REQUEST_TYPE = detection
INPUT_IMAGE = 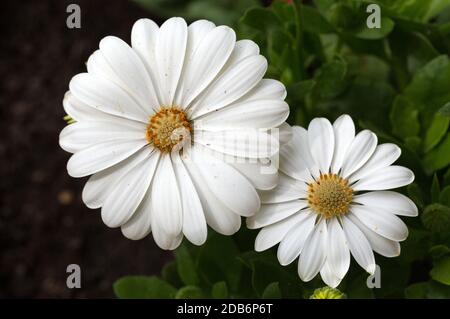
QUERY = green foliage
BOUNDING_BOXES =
[431,257,450,285]
[116,0,450,299]
[421,203,450,232]
[114,276,177,299]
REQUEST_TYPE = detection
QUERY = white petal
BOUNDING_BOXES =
[172,153,207,246]
[69,73,148,122]
[63,91,120,123]
[259,173,306,204]
[195,99,289,130]
[186,20,216,58]
[242,78,287,101]
[278,122,293,145]
[152,227,183,251]
[182,150,241,235]
[155,17,187,106]
[227,39,259,64]
[188,146,260,217]
[102,151,159,228]
[231,159,278,191]
[98,36,158,113]
[352,166,415,191]
[342,216,376,274]
[340,130,377,178]
[59,120,146,153]
[350,205,408,241]
[349,143,401,183]
[179,26,236,107]
[331,114,355,173]
[150,154,183,246]
[298,217,327,281]
[254,211,308,252]
[130,18,161,105]
[280,126,320,181]
[81,147,151,209]
[246,200,308,229]
[353,191,418,217]
[308,118,335,174]
[121,189,152,240]
[86,50,122,87]
[203,148,278,190]
[194,129,279,159]
[190,55,267,118]
[173,20,216,106]
[277,212,316,266]
[327,218,350,280]
[347,214,401,257]
[67,139,147,178]
[320,259,343,288]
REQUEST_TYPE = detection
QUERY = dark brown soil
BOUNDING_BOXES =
[0,0,173,298]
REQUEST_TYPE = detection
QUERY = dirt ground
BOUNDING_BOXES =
[0,0,173,298]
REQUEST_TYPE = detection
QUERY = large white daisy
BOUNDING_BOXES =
[59,18,290,250]
[248,115,418,287]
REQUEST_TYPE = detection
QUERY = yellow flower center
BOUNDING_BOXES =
[146,107,192,153]
[307,173,353,219]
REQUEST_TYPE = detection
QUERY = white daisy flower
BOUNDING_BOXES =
[59,18,290,250]
[248,115,418,287]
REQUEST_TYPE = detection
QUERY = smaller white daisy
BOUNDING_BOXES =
[247,114,418,288]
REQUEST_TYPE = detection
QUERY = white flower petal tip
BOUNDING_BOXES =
[253,114,417,285]
[60,18,286,249]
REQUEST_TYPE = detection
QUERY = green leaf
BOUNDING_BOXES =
[376,0,450,22]
[427,280,450,298]
[439,102,450,116]
[240,7,279,31]
[261,282,282,299]
[445,168,450,185]
[197,233,242,292]
[407,183,425,209]
[312,58,348,100]
[423,113,450,153]
[353,17,395,40]
[390,95,420,139]
[400,229,431,262]
[431,257,450,285]
[424,132,450,171]
[175,286,205,299]
[114,276,176,299]
[287,80,316,101]
[175,243,200,286]
[430,245,450,260]
[161,261,183,288]
[405,282,428,298]
[421,203,450,232]
[327,3,359,30]
[440,186,450,206]
[404,55,450,115]
[431,174,441,203]
[301,5,334,34]
[211,281,228,299]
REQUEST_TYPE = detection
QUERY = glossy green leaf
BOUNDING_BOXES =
[424,113,450,153]
[390,95,420,139]
[431,257,450,285]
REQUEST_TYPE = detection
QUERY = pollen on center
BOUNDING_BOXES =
[307,173,353,219]
[146,107,192,153]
